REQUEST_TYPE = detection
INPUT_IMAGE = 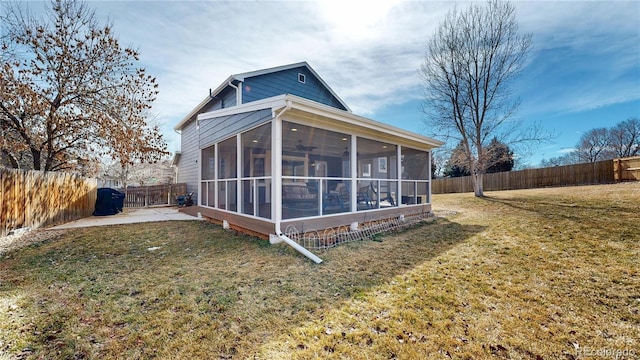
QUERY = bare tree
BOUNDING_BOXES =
[610,118,640,158]
[420,0,534,196]
[575,128,612,162]
[541,118,639,166]
[0,0,167,174]
[539,152,580,167]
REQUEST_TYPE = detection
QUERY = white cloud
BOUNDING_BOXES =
[23,0,638,154]
[316,0,402,41]
[558,147,576,154]
[514,1,640,115]
[90,0,457,152]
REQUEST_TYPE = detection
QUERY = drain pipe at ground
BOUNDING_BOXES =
[270,230,323,264]
[270,100,323,264]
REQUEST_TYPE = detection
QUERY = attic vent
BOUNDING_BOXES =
[298,73,306,84]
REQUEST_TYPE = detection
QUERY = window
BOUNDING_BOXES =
[281,121,351,219]
[201,145,215,180]
[357,137,397,180]
[217,136,237,212]
[282,121,351,178]
[298,73,306,84]
[241,123,271,177]
[201,145,216,207]
[400,147,430,205]
[401,148,429,180]
[218,137,237,179]
[241,122,272,219]
[362,163,371,177]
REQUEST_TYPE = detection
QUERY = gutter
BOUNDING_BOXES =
[227,80,241,106]
[269,99,323,264]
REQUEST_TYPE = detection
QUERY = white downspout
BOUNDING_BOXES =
[397,145,402,207]
[228,80,241,106]
[269,99,323,264]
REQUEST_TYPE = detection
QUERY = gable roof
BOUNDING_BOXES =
[174,62,350,131]
[233,62,350,111]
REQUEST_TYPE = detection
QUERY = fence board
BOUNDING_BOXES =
[433,159,618,194]
[614,156,640,181]
[118,183,187,208]
[0,168,97,237]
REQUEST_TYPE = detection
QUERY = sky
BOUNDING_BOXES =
[15,0,640,167]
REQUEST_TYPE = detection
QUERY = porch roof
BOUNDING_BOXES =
[196,94,444,150]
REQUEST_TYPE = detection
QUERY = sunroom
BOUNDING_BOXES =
[190,95,442,261]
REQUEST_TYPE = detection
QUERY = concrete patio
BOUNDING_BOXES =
[51,207,202,229]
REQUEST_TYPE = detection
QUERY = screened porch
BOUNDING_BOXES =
[198,118,432,224]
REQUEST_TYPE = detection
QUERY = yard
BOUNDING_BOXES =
[1,183,638,359]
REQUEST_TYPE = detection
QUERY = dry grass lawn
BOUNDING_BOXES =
[0,183,638,359]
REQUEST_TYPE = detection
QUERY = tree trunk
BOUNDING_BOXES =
[473,172,484,197]
[31,148,41,170]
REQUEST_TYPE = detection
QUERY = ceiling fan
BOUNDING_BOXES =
[293,140,318,152]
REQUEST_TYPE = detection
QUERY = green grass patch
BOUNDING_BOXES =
[1,183,638,359]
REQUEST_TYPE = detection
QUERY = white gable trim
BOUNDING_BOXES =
[197,95,287,121]
[174,75,236,131]
[283,95,444,148]
[232,62,309,81]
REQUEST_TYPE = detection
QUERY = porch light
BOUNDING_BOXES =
[291,128,298,132]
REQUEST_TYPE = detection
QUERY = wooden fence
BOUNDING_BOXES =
[1,168,97,236]
[118,183,187,208]
[432,159,618,194]
[614,156,640,181]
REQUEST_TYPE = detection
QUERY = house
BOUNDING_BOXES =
[97,174,123,189]
[174,62,443,262]
[99,158,175,188]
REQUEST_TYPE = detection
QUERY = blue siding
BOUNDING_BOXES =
[202,86,237,113]
[241,67,347,111]
[198,108,272,148]
[219,86,237,109]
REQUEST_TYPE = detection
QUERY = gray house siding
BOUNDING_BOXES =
[242,67,347,111]
[178,120,200,197]
[177,87,242,198]
[178,108,272,202]
[198,108,272,148]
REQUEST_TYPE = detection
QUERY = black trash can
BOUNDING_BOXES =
[93,188,125,216]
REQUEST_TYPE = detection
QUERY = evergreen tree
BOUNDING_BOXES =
[443,142,471,177]
[486,137,515,173]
